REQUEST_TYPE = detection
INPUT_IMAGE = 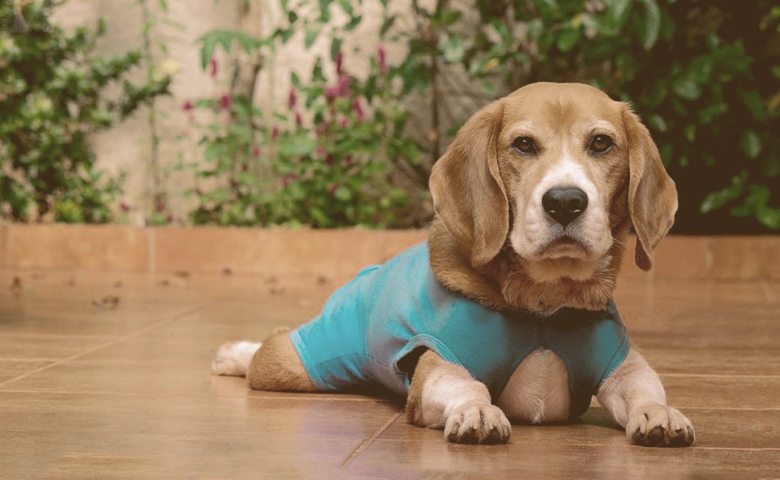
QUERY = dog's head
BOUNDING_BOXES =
[430,82,677,287]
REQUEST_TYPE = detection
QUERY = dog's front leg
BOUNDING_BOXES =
[597,348,695,447]
[406,350,511,444]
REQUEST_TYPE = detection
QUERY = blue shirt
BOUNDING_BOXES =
[290,242,630,419]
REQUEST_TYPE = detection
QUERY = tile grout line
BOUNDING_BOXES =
[342,410,403,468]
[660,373,780,379]
[0,305,203,389]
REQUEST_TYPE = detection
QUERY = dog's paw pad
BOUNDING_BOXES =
[627,404,695,447]
[444,404,511,444]
[211,341,261,377]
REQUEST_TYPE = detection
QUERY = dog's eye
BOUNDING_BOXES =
[513,136,537,156]
[589,134,614,155]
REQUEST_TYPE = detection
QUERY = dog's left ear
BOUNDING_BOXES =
[429,100,508,267]
[623,106,678,271]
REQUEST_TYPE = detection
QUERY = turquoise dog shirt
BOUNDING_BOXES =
[290,242,630,419]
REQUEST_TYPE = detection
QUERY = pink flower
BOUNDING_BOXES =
[288,88,297,109]
[378,46,387,75]
[119,201,131,213]
[220,94,232,111]
[328,183,338,195]
[209,58,218,78]
[343,156,353,166]
[252,146,261,157]
[316,145,326,157]
[326,75,351,100]
[339,117,349,128]
[336,51,343,76]
[270,126,280,140]
[281,173,298,187]
[352,99,364,121]
[181,100,194,111]
[295,112,303,126]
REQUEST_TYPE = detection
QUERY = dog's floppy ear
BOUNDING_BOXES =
[623,106,678,271]
[429,100,508,267]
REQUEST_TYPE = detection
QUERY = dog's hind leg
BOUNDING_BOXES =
[212,341,261,377]
[212,333,316,392]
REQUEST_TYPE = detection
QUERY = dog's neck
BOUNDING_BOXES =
[428,222,629,316]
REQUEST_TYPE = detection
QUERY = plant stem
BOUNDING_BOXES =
[139,0,163,213]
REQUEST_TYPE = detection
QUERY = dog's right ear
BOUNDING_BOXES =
[429,100,508,268]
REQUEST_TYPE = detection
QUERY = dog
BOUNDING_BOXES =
[212,82,695,447]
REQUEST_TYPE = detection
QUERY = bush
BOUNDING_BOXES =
[386,0,780,233]
[185,6,422,228]
[0,0,171,223]
[187,0,779,233]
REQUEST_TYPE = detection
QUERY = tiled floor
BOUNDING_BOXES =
[1,270,778,479]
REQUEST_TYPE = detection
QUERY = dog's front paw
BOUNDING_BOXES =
[444,403,511,444]
[211,341,261,376]
[627,404,695,447]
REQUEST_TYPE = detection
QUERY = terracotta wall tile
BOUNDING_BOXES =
[262,229,384,279]
[0,224,8,268]
[712,236,780,280]
[154,227,264,274]
[617,236,650,282]
[652,236,710,280]
[382,230,429,262]
[10,225,150,271]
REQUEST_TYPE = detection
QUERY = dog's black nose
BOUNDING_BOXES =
[542,187,588,226]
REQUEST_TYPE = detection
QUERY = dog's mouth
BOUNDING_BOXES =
[538,236,590,260]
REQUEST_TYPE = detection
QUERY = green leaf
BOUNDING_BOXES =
[310,206,330,226]
[318,0,331,23]
[533,0,560,17]
[345,15,362,31]
[330,38,342,61]
[197,30,255,70]
[440,10,462,27]
[278,137,317,156]
[646,113,668,132]
[740,130,762,159]
[557,28,581,53]
[672,79,702,100]
[599,0,632,36]
[684,123,696,143]
[637,0,661,49]
[756,206,780,230]
[336,0,354,16]
[305,29,319,49]
[380,14,398,36]
[334,186,352,201]
[442,35,465,63]
[700,172,747,213]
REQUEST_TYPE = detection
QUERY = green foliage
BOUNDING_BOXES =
[188,0,778,232]
[187,0,421,228]
[379,0,780,233]
[0,0,171,223]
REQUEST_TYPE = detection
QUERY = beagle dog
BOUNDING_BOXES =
[212,82,695,447]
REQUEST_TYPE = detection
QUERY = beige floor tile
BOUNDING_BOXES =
[0,269,777,478]
[0,391,400,480]
[0,360,53,384]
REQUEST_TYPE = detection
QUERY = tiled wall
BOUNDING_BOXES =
[0,224,777,281]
